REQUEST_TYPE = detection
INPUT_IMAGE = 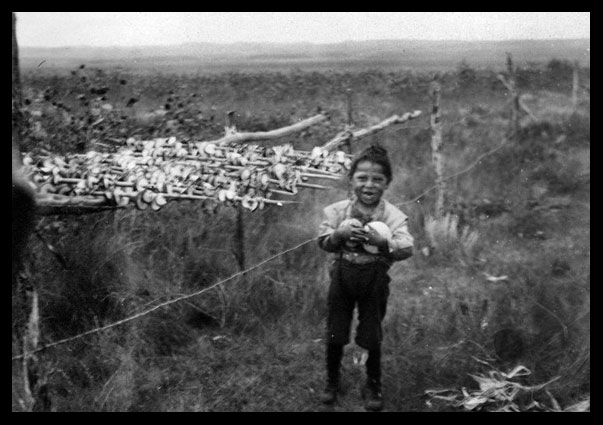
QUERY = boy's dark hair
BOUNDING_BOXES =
[348,144,393,183]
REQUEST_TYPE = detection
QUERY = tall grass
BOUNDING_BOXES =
[13,64,589,411]
[424,213,481,264]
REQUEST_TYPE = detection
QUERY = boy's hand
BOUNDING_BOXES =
[332,219,362,244]
[349,226,369,244]
[364,226,389,249]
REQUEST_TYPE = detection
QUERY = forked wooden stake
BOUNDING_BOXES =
[498,53,538,125]
[498,53,520,137]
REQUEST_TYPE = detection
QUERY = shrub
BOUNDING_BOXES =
[424,213,481,264]
[457,59,477,89]
[13,63,589,412]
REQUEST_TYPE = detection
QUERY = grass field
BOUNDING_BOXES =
[12,57,589,411]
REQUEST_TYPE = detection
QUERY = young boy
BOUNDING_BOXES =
[317,145,414,411]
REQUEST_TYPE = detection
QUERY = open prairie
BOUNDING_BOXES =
[13,43,589,411]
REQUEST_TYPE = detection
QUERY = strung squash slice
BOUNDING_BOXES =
[86,175,100,189]
[136,177,149,192]
[113,187,124,206]
[154,193,167,206]
[57,185,72,195]
[135,191,149,210]
[272,163,287,180]
[240,167,252,181]
[241,195,258,212]
[204,143,216,156]
[142,189,155,204]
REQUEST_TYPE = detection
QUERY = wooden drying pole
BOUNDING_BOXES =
[320,110,422,152]
[234,202,246,270]
[36,204,127,216]
[430,78,446,219]
[215,113,328,145]
[343,88,354,155]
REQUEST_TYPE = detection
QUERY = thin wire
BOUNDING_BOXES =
[440,106,507,129]
[12,234,324,362]
[397,137,510,207]
[439,138,510,182]
[13,104,518,360]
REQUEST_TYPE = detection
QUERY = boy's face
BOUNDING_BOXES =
[351,161,389,207]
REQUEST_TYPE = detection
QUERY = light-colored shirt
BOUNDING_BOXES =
[318,197,414,265]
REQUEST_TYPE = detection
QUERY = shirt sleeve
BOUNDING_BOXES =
[317,203,343,252]
[384,207,414,261]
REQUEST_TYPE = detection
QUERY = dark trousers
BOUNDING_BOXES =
[326,259,391,350]
[325,259,390,384]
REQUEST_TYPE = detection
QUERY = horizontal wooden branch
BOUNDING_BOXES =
[320,110,422,152]
[34,194,108,213]
[214,114,327,145]
[35,194,119,215]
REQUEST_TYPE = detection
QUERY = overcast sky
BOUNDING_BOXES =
[15,12,590,47]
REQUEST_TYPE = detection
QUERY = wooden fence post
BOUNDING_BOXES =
[429,78,446,219]
[225,110,236,134]
[572,60,580,110]
[506,53,520,137]
[345,88,354,155]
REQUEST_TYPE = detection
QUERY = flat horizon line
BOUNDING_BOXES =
[20,37,591,50]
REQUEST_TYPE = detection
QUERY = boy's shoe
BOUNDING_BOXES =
[320,382,339,405]
[361,380,383,411]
